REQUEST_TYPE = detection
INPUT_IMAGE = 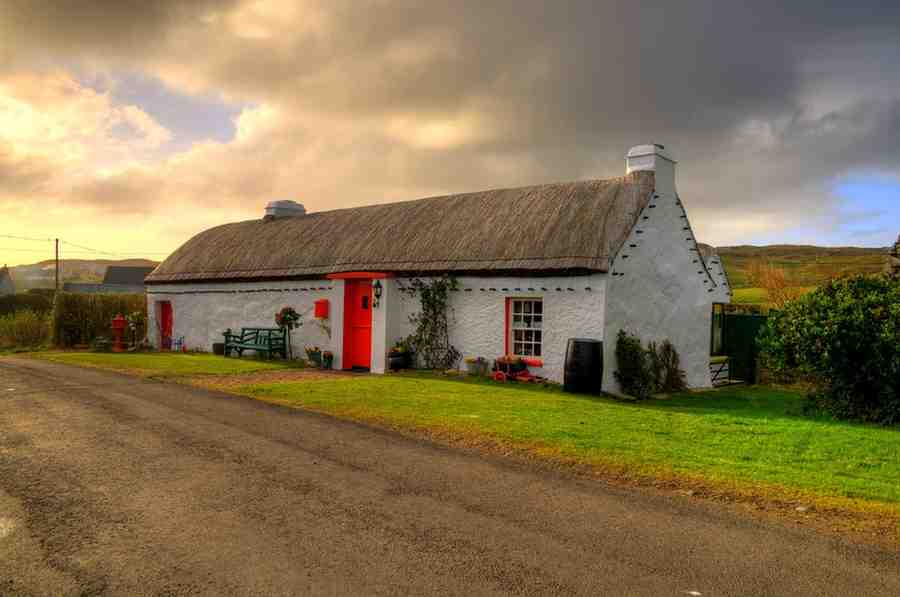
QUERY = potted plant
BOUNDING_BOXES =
[464,356,489,376]
[387,340,412,371]
[322,350,334,369]
[275,306,302,359]
[305,346,322,367]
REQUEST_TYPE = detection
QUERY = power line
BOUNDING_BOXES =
[2,233,171,258]
[0,234,54,242]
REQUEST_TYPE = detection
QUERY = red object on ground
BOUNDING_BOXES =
[111,313,127,353]
[492,370,508,382]
[342,279,373,370]
[314,299,329,319]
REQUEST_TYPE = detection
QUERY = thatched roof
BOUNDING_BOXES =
[147,171,655,283]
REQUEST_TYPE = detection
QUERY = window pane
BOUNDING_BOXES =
[514,329,523,341]
[533,302,542,314]
[534,344,541,356]
[513,314,522,325]
[534,330,542,342]
[523,315,532,327]
[513,301,522,314]
[514,342,524,354]
[523,302,532,314]
[532,316,542,328]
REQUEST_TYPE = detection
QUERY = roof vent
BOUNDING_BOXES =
[264,200,306,220]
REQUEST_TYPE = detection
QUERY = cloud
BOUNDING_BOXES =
[2,0,900,252]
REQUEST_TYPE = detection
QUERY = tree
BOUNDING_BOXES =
[758,274,900,424]
[746,258,805,308]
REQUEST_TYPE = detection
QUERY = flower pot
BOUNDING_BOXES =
[388,351,410,371]
[466,360,488,376]
[322,354,334,369]
[306,351,322,367]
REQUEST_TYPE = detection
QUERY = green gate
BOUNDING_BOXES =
[722,313,768,383]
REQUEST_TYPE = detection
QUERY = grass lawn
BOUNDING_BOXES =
[238,375,900,512]
[731,286,816,304]
[32,351,298,377]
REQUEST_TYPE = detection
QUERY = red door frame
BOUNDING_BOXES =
[158,301,173,350]
[342,280,373,370]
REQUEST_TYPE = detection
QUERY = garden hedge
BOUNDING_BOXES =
[0,291,55,316]
[51,292,147,347]
[758,274,900,424]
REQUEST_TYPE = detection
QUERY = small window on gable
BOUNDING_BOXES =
[510,298,543,357]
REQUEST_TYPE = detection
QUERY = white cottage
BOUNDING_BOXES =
[146,144,731,389]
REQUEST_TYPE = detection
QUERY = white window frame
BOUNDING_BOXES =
[509,298,543,357]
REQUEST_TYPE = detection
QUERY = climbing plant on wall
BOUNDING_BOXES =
[400,276,461,370]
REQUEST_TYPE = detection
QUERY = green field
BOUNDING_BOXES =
[34,351,298,377]
[730,286,817,304]
[717,245,887,289]
[237,375,900,511]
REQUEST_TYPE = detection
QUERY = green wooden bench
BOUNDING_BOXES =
[223,327,287,359]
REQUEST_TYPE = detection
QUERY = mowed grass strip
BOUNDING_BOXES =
[731,286,816,304]
[239,376,900,508]
[33,351,297,377]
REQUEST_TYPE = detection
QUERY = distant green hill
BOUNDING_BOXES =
[716,245,889,289]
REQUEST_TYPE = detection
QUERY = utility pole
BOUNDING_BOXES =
[55,238,59,292]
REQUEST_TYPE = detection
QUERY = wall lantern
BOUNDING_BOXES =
[373,279,383,308]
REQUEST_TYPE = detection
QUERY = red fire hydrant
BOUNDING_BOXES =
[111,313,127,353]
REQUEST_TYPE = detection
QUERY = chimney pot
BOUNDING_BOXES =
[264,200,306,220]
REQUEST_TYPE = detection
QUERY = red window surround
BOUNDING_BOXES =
[504,297,543,367]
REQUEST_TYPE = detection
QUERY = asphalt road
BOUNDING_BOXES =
[0,357,897,596]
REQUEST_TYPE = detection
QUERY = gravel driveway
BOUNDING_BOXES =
[1,357,898,596]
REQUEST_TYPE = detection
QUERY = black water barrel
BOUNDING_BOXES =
[564,338,603,394]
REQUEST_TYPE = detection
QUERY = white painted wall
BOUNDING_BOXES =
[383,275,608,383]
[146,279,346,367]
[603,145,720,390]
[702,252,732,304]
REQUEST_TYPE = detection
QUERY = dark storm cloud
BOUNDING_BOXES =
[2,0,900,243]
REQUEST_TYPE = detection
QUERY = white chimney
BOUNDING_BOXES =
[264,200,306,219]
[626,144,676,195]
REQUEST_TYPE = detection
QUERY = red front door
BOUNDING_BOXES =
[158,301,173,350]
[343,280,373,370]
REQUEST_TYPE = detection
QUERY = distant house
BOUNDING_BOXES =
[63,266,155,294]
[0,265,15,296]
[146,144,731,389]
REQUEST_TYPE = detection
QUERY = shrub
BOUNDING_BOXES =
[614,330,655,399]
[0,291,54,316]
[0,309,50,349]
[758,274,900,425]
[654,339,688,393]
[616,332,688,398]
[50,292,147,347]
[401,276,461,370]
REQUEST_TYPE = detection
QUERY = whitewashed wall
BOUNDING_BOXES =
[384,275,608,383]
[602,186,719,390]
[703,252,733,304]
[146,279,346,368]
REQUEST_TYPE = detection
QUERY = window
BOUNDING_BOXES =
[510,298,542,357]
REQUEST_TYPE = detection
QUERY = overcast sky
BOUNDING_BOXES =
[1,0,899,266]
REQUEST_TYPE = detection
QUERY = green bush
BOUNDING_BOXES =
[653,339,688,393]
[616,332,688,398]
[0,309,50,349]
[758,274,900,425]
[51,292,147,347]
[614,330,656,399]
[0,291,54,316]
